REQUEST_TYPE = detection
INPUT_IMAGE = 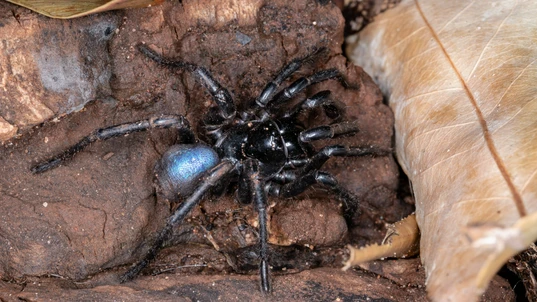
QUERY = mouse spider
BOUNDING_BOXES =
[32,44,388,293]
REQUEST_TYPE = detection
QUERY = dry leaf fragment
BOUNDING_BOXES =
[346,0,537,300]
[6,0,164,19]
[343,213,419,270]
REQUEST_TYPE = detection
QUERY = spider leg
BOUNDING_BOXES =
[299,121,359,143]
[269,170,297,184]
[266,68,342,110]
[312,171,362,219]
[282,90,338,119]
[282,145,384,171]
[298,145,391,176]
[31,115,194,174]
[120,159,236,283]
[268,144,390,218]
[255,48,326,108]
[266,170,358,219]
[239,159,271,293]
[138,44,236,119]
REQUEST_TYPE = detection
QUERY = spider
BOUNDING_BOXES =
[31,44,388,294]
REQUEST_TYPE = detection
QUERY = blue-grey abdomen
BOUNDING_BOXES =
[155,144,220,201]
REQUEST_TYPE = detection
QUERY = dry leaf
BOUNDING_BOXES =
[343,213,420,270]
[346,0,537,301]
[6,0,164,19]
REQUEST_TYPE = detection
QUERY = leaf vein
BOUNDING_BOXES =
[414,0,527,217]
[467,2,517,80]
[437,1,475,34]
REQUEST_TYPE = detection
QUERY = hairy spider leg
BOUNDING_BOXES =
[255,48,327,108]
[240,159,272,293]
[137,44,236,119]
[31,115,194,174]
[120,160,237,283]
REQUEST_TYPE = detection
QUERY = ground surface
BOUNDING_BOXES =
[0,0,515,300]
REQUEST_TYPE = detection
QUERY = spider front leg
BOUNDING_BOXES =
[267,68,342,110]
[255,48,327,108]
[31,115,194,174]
[282,90,339,120]
[138,44,236,119]
[120,159,236,283]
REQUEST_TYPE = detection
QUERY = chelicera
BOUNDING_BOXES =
[31,44,388,293]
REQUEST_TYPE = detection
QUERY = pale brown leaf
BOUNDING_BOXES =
[343,213,420,270]
[346,0,537,300]
[6,0,163,19]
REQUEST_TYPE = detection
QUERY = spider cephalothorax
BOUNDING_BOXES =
[31,44,388,293]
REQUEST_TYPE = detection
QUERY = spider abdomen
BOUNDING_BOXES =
[155,144,220,201]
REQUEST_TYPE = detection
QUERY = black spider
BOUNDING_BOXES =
[31,44,388,293]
